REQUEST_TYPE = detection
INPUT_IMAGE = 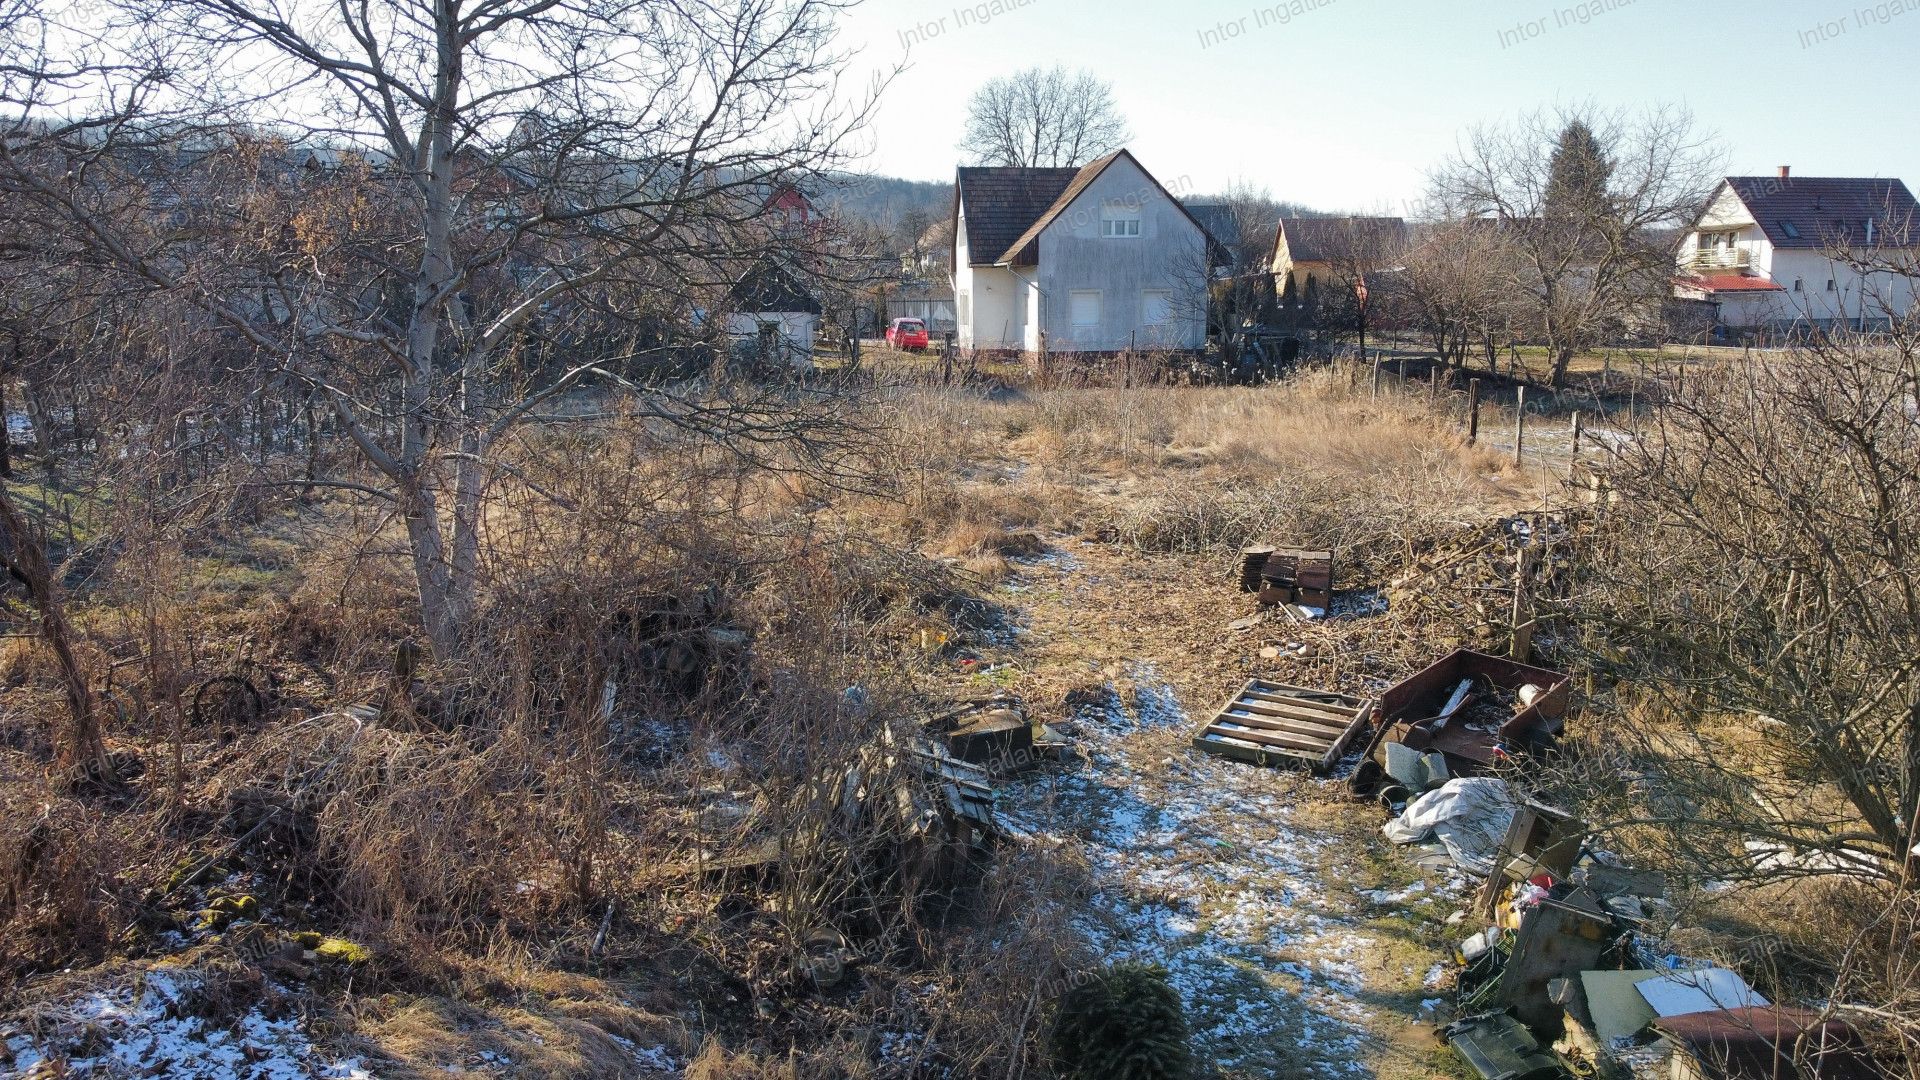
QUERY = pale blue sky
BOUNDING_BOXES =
[840,0,1920,210]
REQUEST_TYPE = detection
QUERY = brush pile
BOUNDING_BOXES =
[1387,512,1584,648]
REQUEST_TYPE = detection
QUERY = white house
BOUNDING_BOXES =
[1672,168,1919,332]
[949,150,1215,353]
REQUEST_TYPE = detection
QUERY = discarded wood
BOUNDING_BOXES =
[1192,680,1374,772]
[1433,679,1474,728]
[1467,378,1481,445]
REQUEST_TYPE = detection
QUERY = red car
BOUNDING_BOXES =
[885,317,930,351]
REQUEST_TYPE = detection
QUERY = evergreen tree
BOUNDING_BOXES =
[1545,120,1614,222]
[1050,962,1192,1080]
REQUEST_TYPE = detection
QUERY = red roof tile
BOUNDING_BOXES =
[1679,274,1785,294]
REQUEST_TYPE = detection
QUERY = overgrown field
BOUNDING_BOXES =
[3,360,1917,1078]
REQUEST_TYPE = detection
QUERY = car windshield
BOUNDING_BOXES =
[900,322,923,331]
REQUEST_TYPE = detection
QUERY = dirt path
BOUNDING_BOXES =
[983,540,1470,1080]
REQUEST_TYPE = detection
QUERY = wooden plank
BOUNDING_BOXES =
[1192,735,1319,766]
[1202,722,1326,753]
[1246,680,1364,706]
[1229,697,1356,729]
[1240,687,1359,716]
[1215,710,1350,741]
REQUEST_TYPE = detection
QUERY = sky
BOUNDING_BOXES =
[838,0,1920,211]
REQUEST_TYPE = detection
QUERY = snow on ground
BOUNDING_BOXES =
[1026,671,1383,1075]
[1,968,371,1080]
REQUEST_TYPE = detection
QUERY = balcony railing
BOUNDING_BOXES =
[1691,247,1751,270]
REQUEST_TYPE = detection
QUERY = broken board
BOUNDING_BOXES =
[1191,680,1375,772]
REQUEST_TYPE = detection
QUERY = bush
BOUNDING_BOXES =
[1049,962,1192,1080]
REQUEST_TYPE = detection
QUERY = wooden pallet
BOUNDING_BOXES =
[1191,680,1375,772]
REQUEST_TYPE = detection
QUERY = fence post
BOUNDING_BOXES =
[1371,355,1382,398]
[1513,385,1527,465]
[1570,409,1583,460]
[1467,378,1481,445]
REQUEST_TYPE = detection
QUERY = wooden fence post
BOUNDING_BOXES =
[1570,410,1583,460]
[1371,355,1382,398]
[1513,385,1527,465]
[1467,378,1481,445]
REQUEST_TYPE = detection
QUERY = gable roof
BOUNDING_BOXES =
[953,164,1082,267]
[954,149,1217,267]
[728,257,821,315]
[1275,216,1411,266]
[1719,176,1918,250]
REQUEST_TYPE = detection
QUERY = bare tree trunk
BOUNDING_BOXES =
[0,485,104,779]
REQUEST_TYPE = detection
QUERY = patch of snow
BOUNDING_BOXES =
[1010,665,1388,1075]
[3,967,373,1079]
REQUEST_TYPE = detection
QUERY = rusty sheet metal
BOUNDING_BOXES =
[1358,649,1571,783]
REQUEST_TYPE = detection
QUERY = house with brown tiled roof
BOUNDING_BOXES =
[1268,217,1411,307]
[949,149,1214,353]
[1672,167,1920,331]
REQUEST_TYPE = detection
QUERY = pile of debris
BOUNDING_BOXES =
[1388,513,1581,649]
[1351,648,1571,799]
[1238,545,1334,618]
[1385,780,1881,1079]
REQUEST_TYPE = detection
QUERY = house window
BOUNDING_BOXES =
[1070,290,1103,327]
[957,291,971,324]
[1827,279,1837,292]
[1793,278,1803,292]
[1101,217,1141,238]
[1780,221,1800,240]
[1142,290,1173,325]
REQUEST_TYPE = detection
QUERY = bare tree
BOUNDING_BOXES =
[1566,320,1920,889]
[1435,105,1721,386]
[1400,219,1519,370]
[1171,181,1276,376]
[959,65,1128,169]
[0,0,885,660]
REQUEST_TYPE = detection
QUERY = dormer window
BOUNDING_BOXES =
[1780,221,1800,239]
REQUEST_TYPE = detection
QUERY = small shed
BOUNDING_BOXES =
[726,258,822,369]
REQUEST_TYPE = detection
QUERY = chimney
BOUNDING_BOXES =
[1777,165,1791,180]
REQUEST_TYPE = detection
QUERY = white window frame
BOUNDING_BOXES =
[1069,290,1103,327]
[1142,289,1173,326]
[1101,217,1142,238]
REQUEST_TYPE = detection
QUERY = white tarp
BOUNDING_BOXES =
[1633,967,1769,1018]
[1382,777,1518,876]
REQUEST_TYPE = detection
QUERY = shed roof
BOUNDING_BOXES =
[728,258,821,315]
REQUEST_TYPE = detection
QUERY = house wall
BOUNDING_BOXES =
[1677,183,1919,328]
[952,205,1026,349]
[1033,156,1207,351]
[725,312,818,369]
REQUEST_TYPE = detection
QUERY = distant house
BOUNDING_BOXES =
[726,257,820,368]
[1268,217,1411,309]
[1672,167,1920,332]
[950,149,1215,353]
